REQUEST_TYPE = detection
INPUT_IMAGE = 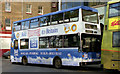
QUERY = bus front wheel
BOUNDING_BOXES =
[54,58,62,69]
[22,56,28,65]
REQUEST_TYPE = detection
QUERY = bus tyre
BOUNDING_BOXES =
[100,64,103,68]
[22,57,28,65]
[54,58,62,69]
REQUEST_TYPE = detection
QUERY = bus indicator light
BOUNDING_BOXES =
[11,42,14,48]
[82,55,84,57]
[56,49,58,51]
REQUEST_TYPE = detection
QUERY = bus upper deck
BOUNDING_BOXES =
[13,6,100,35]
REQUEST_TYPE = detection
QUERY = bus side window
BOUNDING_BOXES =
[20,39,29,49]
[46,16,50,26]
[30,18,39,29]
[58,13,63,24]
[21,22,25,30]
[51,13,63,25]
[24,21,30,29]
[70,10,79,22]
[49,36,56,48]
[64,11,70,23]
[54,36,63,48]
[64,35,69,47]
[51,14,58,25]
[40,17,47,26]
[64,10,79,23]
[14,22,21,31]
[14,40,18,49]
[113,32,120,47]
[63,34,80,48]
[39,37,49,48]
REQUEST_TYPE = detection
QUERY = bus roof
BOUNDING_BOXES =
[13,6,98,24]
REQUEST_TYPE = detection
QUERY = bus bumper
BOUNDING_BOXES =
[79,61,101,66]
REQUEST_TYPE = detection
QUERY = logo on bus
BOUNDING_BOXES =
[64,25,70,33]
[16,33,19,38]
[111,20,120,26]
[64,24,77,33]
[71,24,77,32]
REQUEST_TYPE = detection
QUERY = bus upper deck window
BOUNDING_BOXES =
[21,22,25,30]
[64,11,70,23]
[14,22,21,31]
[40,17,47,26]
[82,10,98,24]
[70,10,79,22]
[57,13,63,24]
[64,9,79,23]
[21,21,30,30]
[30,18,39,29]
[51,13,63,25]
[109,3,120,18]
[13,23,17,32]
[51,14,59,25]
[24,21,30,29]
[46,16,50,26]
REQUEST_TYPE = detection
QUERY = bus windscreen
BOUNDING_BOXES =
[82,10,99,24]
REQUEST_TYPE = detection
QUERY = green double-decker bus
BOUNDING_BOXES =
[101,0,120,71]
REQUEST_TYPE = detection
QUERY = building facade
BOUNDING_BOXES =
[0,1,58,56]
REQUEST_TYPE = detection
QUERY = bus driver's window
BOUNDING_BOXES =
[14,40,18,49]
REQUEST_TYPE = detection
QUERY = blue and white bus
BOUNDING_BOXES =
[10,6,101,68]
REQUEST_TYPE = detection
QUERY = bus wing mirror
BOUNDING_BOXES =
[99,14,104,20]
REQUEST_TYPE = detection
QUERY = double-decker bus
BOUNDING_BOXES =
[10,6,101,68]
[101,0,120,71]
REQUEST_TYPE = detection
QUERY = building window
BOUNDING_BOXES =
[26,4,32,14]
[38,6,43,15]
[5,2,11,12]
[5,18,11,30]
[52,2,57,8]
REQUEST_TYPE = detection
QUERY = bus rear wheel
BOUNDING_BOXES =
[54,58,62,69]
[22,57,28,65]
